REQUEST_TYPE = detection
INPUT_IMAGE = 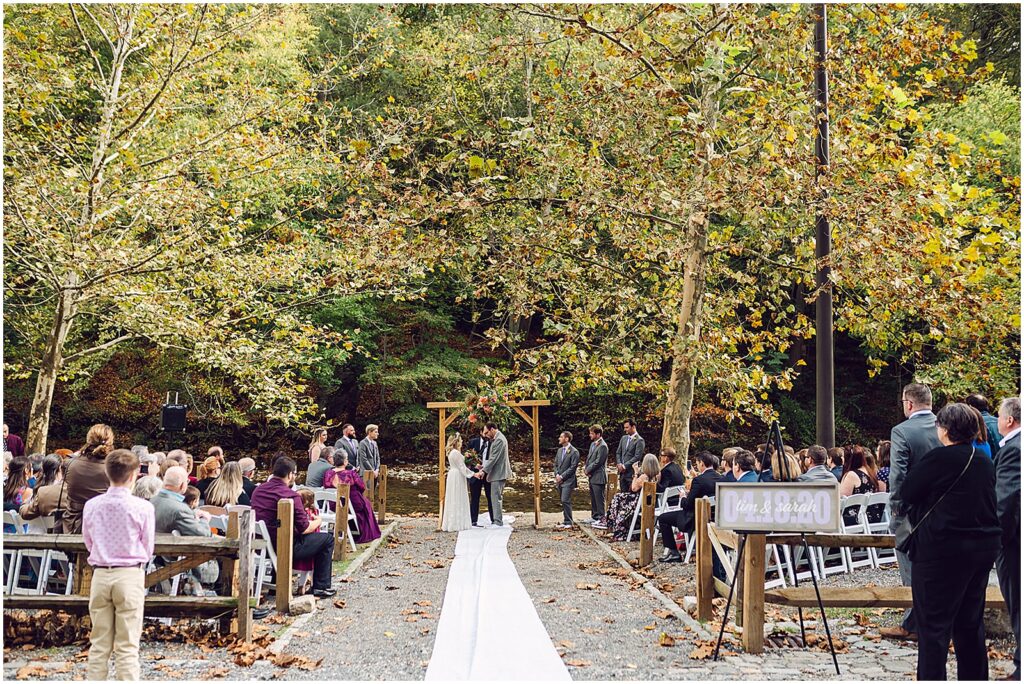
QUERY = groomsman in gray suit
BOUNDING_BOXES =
[615,419,646,492]
[554,431,580,529]
[995,397,1021,679]
[476,423,510,527]
[584,425,609,527]
[358,424,381,479]
[334,424,360,469]
[882,383,941,641]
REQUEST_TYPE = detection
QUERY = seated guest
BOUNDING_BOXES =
[132,475,163,501]
[964,393,1002,457]
[720,448,739,482]
[239,457,258,499]
[732,449,758,483]
[828,447,844,481]
[20,454,66,524]
[607,454,661,541]
[965,405,993,458]
[658,451,723,562]
[293,488,322,595]
[138,451,158,478]
[183,486,200,510]
[4,456,33,532]
[306,448,334,488]
[64,424,116,533]
[151,467,218,592]
[28,455,42,488]
[194,457,222,499]
[207,446,225,462]
[324,453,382,544]
[797,446,838,482]
[759,445,801,482]
[656,447,686,506]
[251,457,336,598]
[875,440,892,485]
[204,462,251,508]
[840,445,885,525]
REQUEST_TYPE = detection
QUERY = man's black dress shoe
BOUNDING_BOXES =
[659,553,683,563]
[312,587,338,598]
[252,607,272,620]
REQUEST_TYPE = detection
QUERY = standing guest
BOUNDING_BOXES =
[194,456,222,499]
[732,450,758,483]
[207,446,225,462]
[3,423,25,458]
[475,423,510,528]
[333,424,360,469]
[466,428,493,527]
[995,397,1021,680]
[883,382,941,641]
[607,454,661,541]
[3,456,33,532]
[238,457,258,499]
[204,462,251,508]
[132,476,163,502]
[828,447,845,481]
[324,453,382,543]
[965,405,994,458]
[306,448,334,488]
[82,449,153,681]
[358,424,381,480]
[584,426,609,528]
[64,424,115,534]
[308,429,328,463]
[656,447,686,507]
[965,393,1002,457]
[721,448,739,482]
[20,454,65,523]
[658,451,722,562]
[615,419,646,493]
[797,446,838,482]
[875,440,892,485]
[251,457,337,598]
[553,431,580,529]
[901,403,1000,681]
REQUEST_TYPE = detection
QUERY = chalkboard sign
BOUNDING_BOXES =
[715,482,841,533]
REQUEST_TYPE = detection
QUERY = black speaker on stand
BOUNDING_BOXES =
[160,392,188,433]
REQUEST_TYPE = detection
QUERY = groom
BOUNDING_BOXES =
[476,422,510,527]
[466,428,493,526]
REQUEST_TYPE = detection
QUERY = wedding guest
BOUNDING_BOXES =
[721,448,739,483]
[3,456,33,532]
[183,486,201,510]
[608,454,660,541]
[184,452,198,485]
[293,488,321,595]
[840,445,884,495]
[132,475,163,501]
[828,447,845,481]
[965,405,993,458]
[876,440,892,485]
[656,447,686,507]
[138,451,158,478]
[333,424,360,469]
[308,428,328,463]
[82,448,152,681]
[238,457,258,499]
[584,425,608,528]
[659,451,722,562]
[615,419,646,492]
[965,393,1002,456]
[204,462,251,507]
[760,445,801,482]
[798,445,838,482]
[194,456,222,499]
[207,446,225,462]
[3,423,25,458]
[306,448,334,488]
[324,453,382,543]
[358,424,381,479]
[995,397,1021,680]
[64,424,115,533]
[252,456,336,597]
[466,428,493,527]
[152,467,218,592]
[902,402,1000,681]
[732,450,758,483]
[20,454,65,523]
[553,431,580,529]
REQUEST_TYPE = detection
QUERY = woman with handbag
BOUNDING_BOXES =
[901,402,1001,681]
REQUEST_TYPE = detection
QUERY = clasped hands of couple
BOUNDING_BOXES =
[471,470,488,481]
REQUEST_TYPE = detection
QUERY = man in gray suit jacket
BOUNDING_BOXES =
[584,425,609,526]
[615,419,646,492]
[358,424,381,477]
[996,397,1021,679]
[797,446,839,483]
[883,382,941,640]
[151,466,218,589]
[477,423,510,527]
[554,431,580,529]
[334,424,360,468]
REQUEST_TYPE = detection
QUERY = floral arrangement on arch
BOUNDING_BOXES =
[457,389,516,433]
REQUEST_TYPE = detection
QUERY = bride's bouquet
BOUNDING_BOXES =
[464,448,481,470]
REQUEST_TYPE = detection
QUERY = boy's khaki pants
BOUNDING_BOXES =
[87,566,145,681]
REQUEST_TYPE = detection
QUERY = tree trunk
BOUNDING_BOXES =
[27,283,78,454]
[661,216,709,459]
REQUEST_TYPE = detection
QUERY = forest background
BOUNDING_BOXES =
[4,3,1020,464]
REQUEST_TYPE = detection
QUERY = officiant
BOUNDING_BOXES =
[467,428,493,527]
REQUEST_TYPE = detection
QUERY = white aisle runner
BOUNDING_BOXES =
[425,522,571,681]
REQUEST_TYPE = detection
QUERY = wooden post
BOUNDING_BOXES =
[275,499,294,614]
[236,508,253,643]
[606,477,618,514]
[377,465,388,524]
[333,484,351,562]
[73,553,93,596]
[219,510,240,635]
[532,405,541,527]
[735,535,745,628]
[695,498,714,621]
[741,533,766,654]
[438,407,447,529]
[639,481,657,567]
[363,470,376,509]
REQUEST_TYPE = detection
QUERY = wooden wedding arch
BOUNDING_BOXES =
[427,400,550,528]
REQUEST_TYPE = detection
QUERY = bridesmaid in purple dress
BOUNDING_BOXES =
[324,457,381,544]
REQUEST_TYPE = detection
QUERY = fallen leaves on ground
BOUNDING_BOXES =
[201,666,232,679]
[385,571,404,577]
[556,640,575,649]
[4,610,89,648]
[153,662,184,677]
[541,597,556,604]
[653,609,674,619]
[563,658,590,667]
[659,632,676,647]
[333,599,347,609]
[597,566,629,577]
[424,560,446,569]
[581,627,603,635]
[15,663,72,680]
[414,600,432,607]
[576,583,599,590]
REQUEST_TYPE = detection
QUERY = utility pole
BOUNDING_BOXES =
[814,3,835,448]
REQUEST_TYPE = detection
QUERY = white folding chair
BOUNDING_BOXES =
[864,492,897,567]
[4,511,47,595]
[253,520,278,600]
[312,489,336,534]
[208,515,229,535]
[627,491,665,541]
[838,494,873,572]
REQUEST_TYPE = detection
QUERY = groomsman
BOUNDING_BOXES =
[615,419,645,492]
[554,431,580,529]
[467,429,493,527]
[334,424,359,469]
[358,424,381,479]
[584,425,608,528]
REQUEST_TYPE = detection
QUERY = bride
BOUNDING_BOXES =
[441,433,473,532]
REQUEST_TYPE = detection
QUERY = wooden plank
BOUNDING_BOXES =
[532,405,541,528]
[442,411,460,430]
[5,534,239,556]
[363,470,376,510]
[427,400,552,408]
[377,464,388,525]
[438,407,446,528]
[707,526,735,583]
[510,405,534,427]
[275,499,294,614]
[741,533,766,654]
[767,532,895,548]
[145,553,218,588]
[713,576,731,598]
[708,524,740,550]
[695,498,714,621]
[333,484,351,562]
[764,586,1006,609]
[73,553,92,596]
[639,481,657,567]
[235,508,253,643]
[606,478,618,515]
[3,595,238,617]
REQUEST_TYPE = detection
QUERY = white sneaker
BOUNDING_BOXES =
[581,517,595,525]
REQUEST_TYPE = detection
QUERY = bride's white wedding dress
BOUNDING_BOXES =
[442,448,473,532]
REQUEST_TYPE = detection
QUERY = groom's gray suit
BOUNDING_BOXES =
[483,430,511,526]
